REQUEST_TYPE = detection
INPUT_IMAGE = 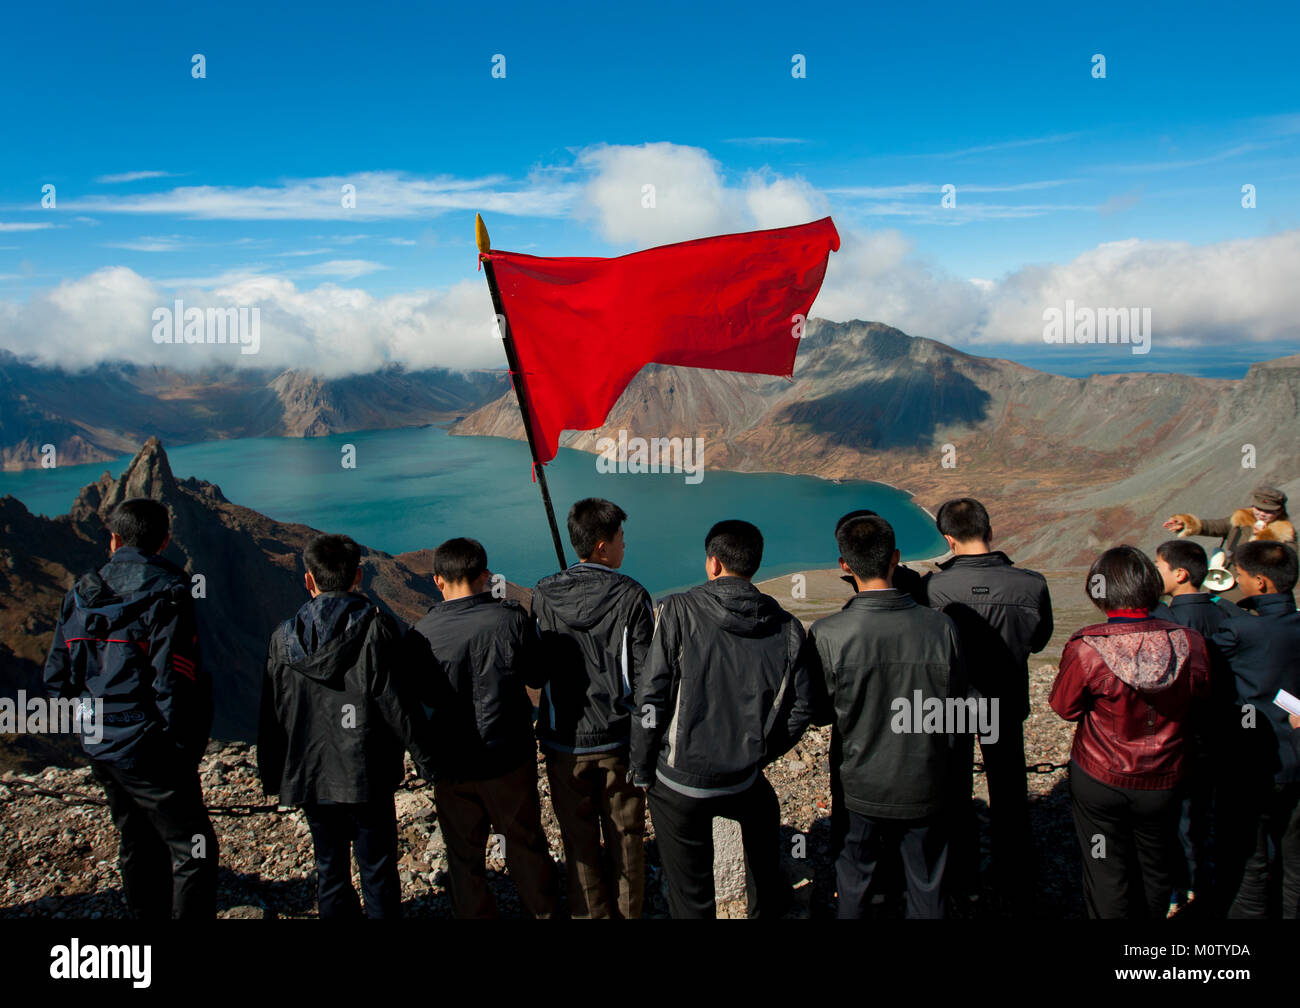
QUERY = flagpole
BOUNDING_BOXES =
[476,214,568,572]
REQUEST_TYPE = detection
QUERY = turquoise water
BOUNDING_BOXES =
[0,427,946,597]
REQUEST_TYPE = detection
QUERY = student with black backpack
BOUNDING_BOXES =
[43,497,217,919]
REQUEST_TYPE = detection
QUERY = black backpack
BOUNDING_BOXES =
[60,569,188,758]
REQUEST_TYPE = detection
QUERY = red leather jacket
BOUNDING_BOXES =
[1049,618,1210,790]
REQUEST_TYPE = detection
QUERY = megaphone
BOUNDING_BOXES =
[1204,550,1235,593]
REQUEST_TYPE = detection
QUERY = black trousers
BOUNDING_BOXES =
[980,718,1034,902]
[90,758,217,919]
[1069,762,1180,919]
[1218,779,1300,919]
[836,809,947,919]
[302,795,401,919]
[647,773,789,919]
[947,731,978,898]
[1173,754,1214,898]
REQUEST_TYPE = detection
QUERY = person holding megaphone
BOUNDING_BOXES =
[1164,486,1295,593]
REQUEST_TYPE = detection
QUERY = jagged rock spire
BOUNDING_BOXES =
[99,437,177,513]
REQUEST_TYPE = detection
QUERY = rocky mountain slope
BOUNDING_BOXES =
[453,319,1300,569]
[0,354,508,470]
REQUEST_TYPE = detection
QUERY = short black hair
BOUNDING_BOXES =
[1237,540,1298,594]
[834,509,878,535]
[433,537,488,584]
[567,498,627,559]
[109,498,170,555]
[304,534,361,593]
[705,519,763,579]
[1155,539,1208,590]
[935,498,992,543]
[836,515,895,582]
[1085,545,1162,612]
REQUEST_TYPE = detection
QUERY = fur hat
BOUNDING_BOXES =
[1253,485,1287,512]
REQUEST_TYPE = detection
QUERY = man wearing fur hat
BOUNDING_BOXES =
[1163,486,1296,572]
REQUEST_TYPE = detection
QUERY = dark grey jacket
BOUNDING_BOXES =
[631,577,813,790]
[808,589,967,819]
[921,552,1052,722]
[532,563,654,754]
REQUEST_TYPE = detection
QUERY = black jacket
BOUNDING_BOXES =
[841,562,926,601]
[1210,593,1300,784]
[631,577,813,791]
[258,591,434,804]
[412,592,541,781]
[807,589,967,819]
[44,546,210,771]
[1152,592,1241,755]
[532,563,654,754]
[921,552,1052,722]
[1152,592,1238,638]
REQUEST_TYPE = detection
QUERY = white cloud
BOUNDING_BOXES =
[810,228,988,345]
[66,170,578,221]
[0,266,504,375]
[293,259,388,279]
[575,142,827,248]
[920,132,1082,159]
[105,235,188,252]
[0,222,56,232]
[979,230,1300,346]
[95,170,179,184]
[3,143,1297,376]
[723,137,808,146]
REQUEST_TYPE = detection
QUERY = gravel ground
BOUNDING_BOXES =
[0,661,1083,919]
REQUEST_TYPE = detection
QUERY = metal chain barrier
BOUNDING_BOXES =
[0,774,433,817]
[0,762,1073,815]
[972,761,1071,775]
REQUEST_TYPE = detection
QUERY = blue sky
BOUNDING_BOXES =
[2,0,1298,376]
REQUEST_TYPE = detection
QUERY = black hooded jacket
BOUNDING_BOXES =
[44,546,210,771]
[258,591,434,805]
[532,563,654,754]
[631,577,813,791]
[412,592,542,781]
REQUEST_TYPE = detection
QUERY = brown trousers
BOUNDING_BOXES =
[434,759,557,918]
[545,749,646,918]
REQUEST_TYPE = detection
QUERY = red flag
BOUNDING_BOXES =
[482,216,840,463]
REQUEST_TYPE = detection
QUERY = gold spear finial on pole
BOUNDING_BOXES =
[473,211,568,570]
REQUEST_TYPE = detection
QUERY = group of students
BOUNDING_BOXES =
[39,491,1300,919]
[1051,535,1300,919]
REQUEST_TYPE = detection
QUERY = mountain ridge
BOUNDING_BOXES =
[0,353,509,470]
[450,319,1299,569]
